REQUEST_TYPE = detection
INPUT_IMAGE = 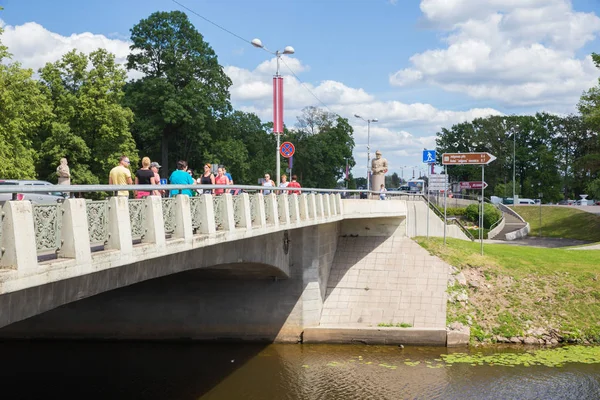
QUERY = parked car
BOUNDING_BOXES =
[0,180,67,205]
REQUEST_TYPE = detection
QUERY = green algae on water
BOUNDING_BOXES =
[442,346,600,368]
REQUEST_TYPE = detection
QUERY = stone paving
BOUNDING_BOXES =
[320,236,450,329]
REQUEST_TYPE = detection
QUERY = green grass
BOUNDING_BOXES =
[417,237,600,343]
[377,322,413,328]
[511,206,600,241]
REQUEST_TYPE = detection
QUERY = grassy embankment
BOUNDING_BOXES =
[511,205,600,242]
[416,237,600,344]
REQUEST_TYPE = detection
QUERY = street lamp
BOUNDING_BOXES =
[512,124,519,205]
[252,38,295,186]
[354,114,378,191]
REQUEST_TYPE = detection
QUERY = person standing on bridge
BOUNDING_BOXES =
[262,173,275,195]
[287,175,301,195]
[109,155,133,197]
[134,157,157,199]
[214,167,228,195]
[379,184,387,200]
[169,160,195,197]
[197,163,216,195]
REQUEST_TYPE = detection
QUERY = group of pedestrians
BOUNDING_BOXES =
[109,155,301,198]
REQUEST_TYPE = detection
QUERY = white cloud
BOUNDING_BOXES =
[392,0,600,107]
[1,21,132,71]
[1,19,502,177]
[225,60,502,175]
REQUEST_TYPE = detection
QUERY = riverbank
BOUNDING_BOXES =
[417,237,600,346]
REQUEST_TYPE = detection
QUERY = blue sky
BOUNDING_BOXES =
[1,0,600,179]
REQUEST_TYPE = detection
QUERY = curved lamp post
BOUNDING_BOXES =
[252,38,295,187]
[354,114,378,191]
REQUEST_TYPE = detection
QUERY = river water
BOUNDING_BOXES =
[2,341,600,399]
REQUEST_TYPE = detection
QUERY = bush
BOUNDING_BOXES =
[446,207,467,216]
[465,203,501,229]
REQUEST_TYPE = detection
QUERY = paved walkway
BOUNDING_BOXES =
[320,236,450,329]
[485,237,594,248]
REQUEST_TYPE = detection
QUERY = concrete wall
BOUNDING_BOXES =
[405,200,469,240]
[0,223,341,342]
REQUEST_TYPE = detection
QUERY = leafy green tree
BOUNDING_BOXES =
[578,53,600,198]
[0,61,52,179]
[391,172,400,188]
[38,49,138,184]
[124,11,232,176]
[210,111,275,184]
[286,107,355,188]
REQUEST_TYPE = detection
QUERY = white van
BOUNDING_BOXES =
[518,198,535,205]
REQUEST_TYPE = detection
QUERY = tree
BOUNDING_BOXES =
[287,107,356,188]
[0,62,52,179]
[38,49,138,184]
[391,172,400,188]
[578,53,600,198]
[0,7,9,62]
[124,11,232,176]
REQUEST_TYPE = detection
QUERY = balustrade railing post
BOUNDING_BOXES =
[336,193,343,216]
[59,199,92,263]
[289,194,300,223]
[174,194,193,242]
[317,194,325,219]
[265,193,279,227]
[323,194,332,217]
[329,194,337,216]
[0,201,38,271]
[106,197,133,254]
[236,193,252,231]
[251,193,267,228]
[277,194,291,225]
[299,194,309,220]
[197,194,216,235]
[219,194,236,231]
[308,193,318,220]
[142,196,166,249]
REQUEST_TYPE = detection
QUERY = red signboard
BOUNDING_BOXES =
[442,152,496,165]
[459,181,488,190]
[280,142,295,158]
[273,76,284,133]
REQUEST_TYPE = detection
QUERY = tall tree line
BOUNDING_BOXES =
[0,9,355,188]
[435,113,597,202]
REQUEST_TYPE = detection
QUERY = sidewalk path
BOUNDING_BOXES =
[484,237,594,249]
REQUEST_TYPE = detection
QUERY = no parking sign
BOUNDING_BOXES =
[280,142,295,158]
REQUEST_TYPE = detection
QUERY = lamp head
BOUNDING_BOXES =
[371,118,379,123]
[283,46,295,55]
[354,114,362,119]
[251,38,264,48]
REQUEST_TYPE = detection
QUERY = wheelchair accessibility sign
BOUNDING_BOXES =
[423,150,436,164]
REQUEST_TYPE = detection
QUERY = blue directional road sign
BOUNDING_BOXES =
[423,150,436,164]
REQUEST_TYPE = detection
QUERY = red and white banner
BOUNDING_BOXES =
[273,76,284,133]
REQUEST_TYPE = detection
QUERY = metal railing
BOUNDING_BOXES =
[425,198,476,241]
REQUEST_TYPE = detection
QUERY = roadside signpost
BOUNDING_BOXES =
[442,152,497,254]
[442,152,496,165]
[459,181,488,190]
[280,142,295,158]
[423,150,437,238]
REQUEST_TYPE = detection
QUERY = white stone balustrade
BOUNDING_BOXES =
[0,193,354,276]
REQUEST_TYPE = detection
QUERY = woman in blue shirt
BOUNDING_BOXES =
[169,160,195,197]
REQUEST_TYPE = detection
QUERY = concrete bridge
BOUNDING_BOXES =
[0,186,469,345]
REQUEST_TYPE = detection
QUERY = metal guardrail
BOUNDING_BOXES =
[425,199,476,241]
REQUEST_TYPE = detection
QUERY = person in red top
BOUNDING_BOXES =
[214,167,228,195]
[287,174,301,195]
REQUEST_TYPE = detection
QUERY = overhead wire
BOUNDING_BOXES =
[171,0,341,119]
